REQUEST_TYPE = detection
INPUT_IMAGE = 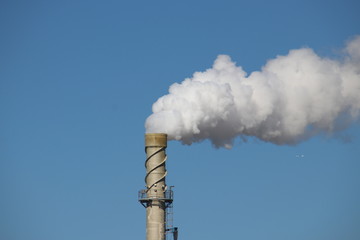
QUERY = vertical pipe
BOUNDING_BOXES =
[145,133,167,240]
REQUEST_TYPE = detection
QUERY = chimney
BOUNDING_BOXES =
[139,133,175,240]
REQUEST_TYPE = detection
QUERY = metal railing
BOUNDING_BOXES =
[138,189,173,201]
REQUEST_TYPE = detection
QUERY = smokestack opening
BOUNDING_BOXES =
[145,133,167,148]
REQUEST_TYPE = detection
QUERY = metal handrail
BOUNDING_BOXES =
[138,189,173,201]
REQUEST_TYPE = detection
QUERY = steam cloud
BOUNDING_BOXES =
[146,36,360,148]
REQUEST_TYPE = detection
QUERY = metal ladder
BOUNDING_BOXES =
[165,187,178,240]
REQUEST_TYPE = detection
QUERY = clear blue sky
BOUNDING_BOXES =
[1,0,359,240]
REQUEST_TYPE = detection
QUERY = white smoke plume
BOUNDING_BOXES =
[145,36,360,148]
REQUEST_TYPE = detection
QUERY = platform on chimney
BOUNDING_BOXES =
[138,189,173,208]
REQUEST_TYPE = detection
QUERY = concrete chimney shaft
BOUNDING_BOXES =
[144,133,167,240]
